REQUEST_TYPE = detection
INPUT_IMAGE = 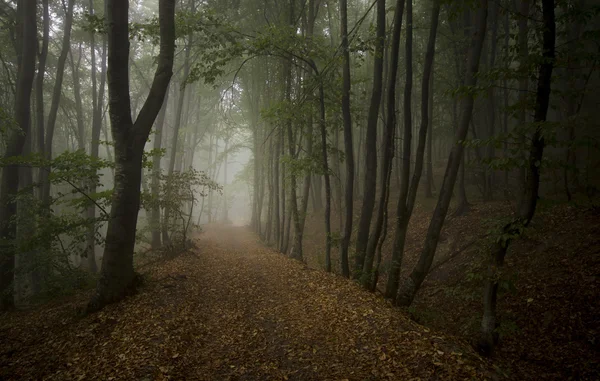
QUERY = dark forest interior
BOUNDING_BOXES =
[1,0,599,379]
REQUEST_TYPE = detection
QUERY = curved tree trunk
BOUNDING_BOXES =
[87,0,175,313]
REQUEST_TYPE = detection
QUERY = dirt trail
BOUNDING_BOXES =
[0,225,489,380]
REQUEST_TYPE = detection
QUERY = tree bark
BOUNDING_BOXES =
[383,0,409,298]
[353,0,385,279]
[425,63,435,198]
[339,0,354,278]
[151,90,169,249]
[41,0,75,205]
[87,0,175,313]
[0,0,36,310]
[86,0,107,273]
[69,43,86,150]
[35,0,49,169]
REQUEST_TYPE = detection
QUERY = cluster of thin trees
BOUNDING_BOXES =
[243,0,596,354]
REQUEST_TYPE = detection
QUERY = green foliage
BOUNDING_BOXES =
[0,151,113,300]
[143,168,222,249]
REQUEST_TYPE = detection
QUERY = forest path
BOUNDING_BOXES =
[0,225,489,380]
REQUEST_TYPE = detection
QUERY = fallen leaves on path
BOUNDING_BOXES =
[1,225,491,380]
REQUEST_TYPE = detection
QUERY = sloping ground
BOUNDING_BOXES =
[413,203,600,380]
[302,200,600,380]
[0,225,491,380]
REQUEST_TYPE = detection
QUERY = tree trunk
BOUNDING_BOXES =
[368,0,408,291]
[87,0,175,313]
[0,0,36,310]
[86,0,107,273]
[41,0,75,205]
[425,60,435,198]
[396,0,488,307]
[35,0,49,175]
[384,0,410,299]
[353,0,385,279]
[484,1,498,201]
[478,0,554,355]
[151,90,169,249]
[339,0,354,278]
[516,0,531,205]
[69,43,86,150]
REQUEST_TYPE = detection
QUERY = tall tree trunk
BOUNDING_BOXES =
[168,32,193,176]
[279,130,286,252]
[478,0,554,355]
[41,0,75,205]
[151,90,169,249]
[563,0,584,200]
[369,0,408,292]
[87,0,175,313]
[502,8,510,197]
[86,0,107,273]
[516,0,531,204]
[384,0,410,298]
[484,1,498,201]
[222,139,229,222]
[35,0,49,174]
[396,0,488,307]
[425,62,435,198]
[353,0,385,279]
[69,43,85,150]
[0,0,36,311]
[339,0,354,278]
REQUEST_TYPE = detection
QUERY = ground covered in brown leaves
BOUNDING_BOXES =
[302,198,600,380]
[0,225,493,380]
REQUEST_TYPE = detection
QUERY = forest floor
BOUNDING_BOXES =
[301,197,600,380]
[0,225,494,380]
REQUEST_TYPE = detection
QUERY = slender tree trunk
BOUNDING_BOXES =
[339,0,354,278]
[41,0,75,205]
[279,130,286,252]
[168,35,193,177]
[396,0,488,307]
[265,139,273,243]
[70,43,85,150]
[223,139,229,222]
[425,60,435,198]
[484,1,498,201]
[151,90,169,249]
[35,0,49,175]
[451,9,472,217]
[0,0,36,310]
[86,0,107,273]
[353,0,385,279]
[563,0,584,200]
[87,0,175,313]
[503,9,510,197]
[516,0,531,204]
[479,0,554,355]
[384,0,410,298]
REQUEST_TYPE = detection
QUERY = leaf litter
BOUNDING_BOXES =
[1,225,493,380]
